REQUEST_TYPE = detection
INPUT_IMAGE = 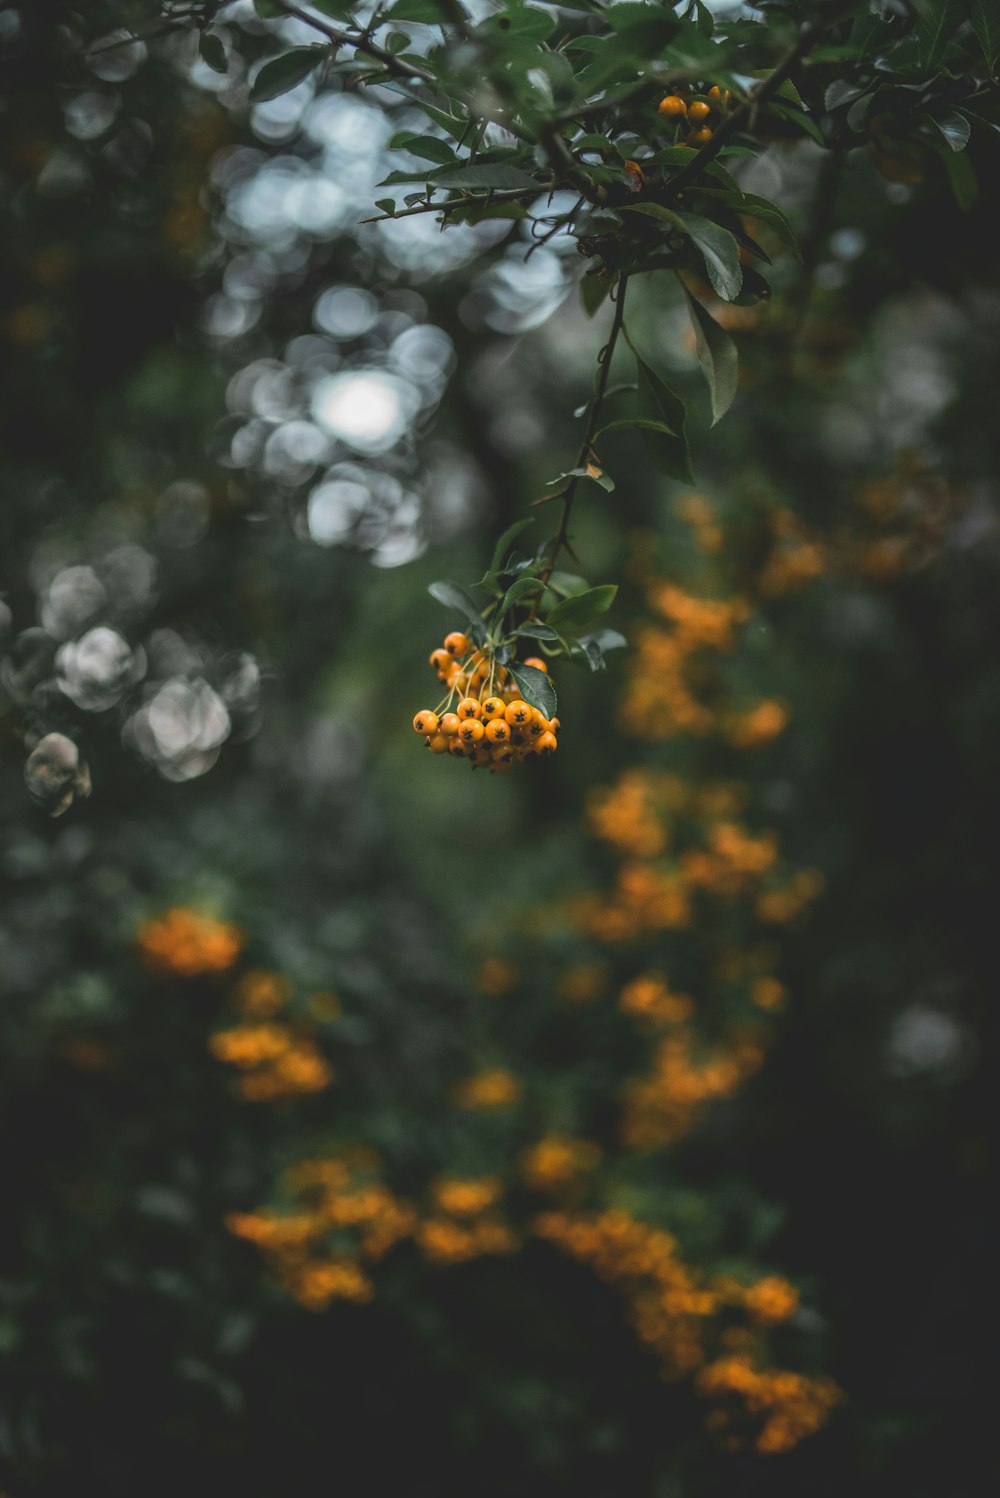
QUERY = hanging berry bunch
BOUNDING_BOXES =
[411,521,623,774]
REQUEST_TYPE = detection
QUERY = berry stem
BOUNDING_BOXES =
[533,270,630,606]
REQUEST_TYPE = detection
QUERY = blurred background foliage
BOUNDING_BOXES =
[0,2,994,1495]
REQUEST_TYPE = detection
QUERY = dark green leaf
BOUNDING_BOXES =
[971,0,1000,68]
[765,98,827,146]
[627,205,742,302]
[546,571,590,597]
[926,110,971,152]
[428,580,483,625]
[249,48,328,103]
[934,140,978,209]
[512,622,559,641]
[581,273,615,318]
[198,32,228,74]
[547,584,618,634]
[388,131,457,165]
[584,627,627,651]
[824,79,866,111]
[914,0,961,72]
[385,0,448,19]
[507,663,557,718]
[431,163,541,190]
[497,575,543,620]
[490,518,536,575]
[635,356,693,482]
[374,198,397,215]
[683,287,738,425]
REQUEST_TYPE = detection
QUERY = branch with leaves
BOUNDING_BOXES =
[78,0,1000,768]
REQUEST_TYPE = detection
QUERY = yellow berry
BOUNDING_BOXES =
[457,698,482,720]
[482,696,506,720]
[459,719,485,745]
[659,95,687,118]
[439,712,461,737]
[413,710,439,735]
[485,719,510,746]
[505,700,533,727]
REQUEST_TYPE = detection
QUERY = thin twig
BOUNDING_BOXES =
[536,271,630,593]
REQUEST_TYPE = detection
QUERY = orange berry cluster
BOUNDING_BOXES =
[658,84,732,147]
[412,630,559,773]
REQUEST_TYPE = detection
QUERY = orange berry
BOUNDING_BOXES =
[429,648,451,673]
[505,700,533,727]
[549,716,561,735]
[688,100,711,122]
[427,733,449,754]
[443,631,469,657]
[490,744,515,765]
[448,738,467,758]
[490,759,513,774]
[658,95,687,118]
[688,126,713,145]
[447,666,466,690]
[413,710,439,735]
[482,696,506,720]
[459,719,485,745]
[457,698,482,720]
[523,657,548,673]
[536,731,558,756]
[439,713,461,737]
[528,714,551,740]
[485,719,510,745]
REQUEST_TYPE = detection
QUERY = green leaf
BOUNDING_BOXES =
[926,110,971,152]
[512,621,559,641]
[310,0,357,16]
[387,131,457,165]
[581,273,615,318]
[914,0,961,72]
[546,571,590,597]
[547,584,618,634]
[678,218,741,298]
[625,205,742,302]
[374,198,397,215]
[428,580,483,625]
[507,663,557,719]
[385,0,448,19]
[935,141,978,210]
[198,32,228,74]
[765,98,827,147]
[496,575,543,621]
[249,48,328,103]
[584,627,627,651]
[634,357,693,483]
[478,7,557,43]
[683,288,738,426]
[971,0,1000,69]
[430,163,541,191]
[490,518,536,575]
[695,189,799,254]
